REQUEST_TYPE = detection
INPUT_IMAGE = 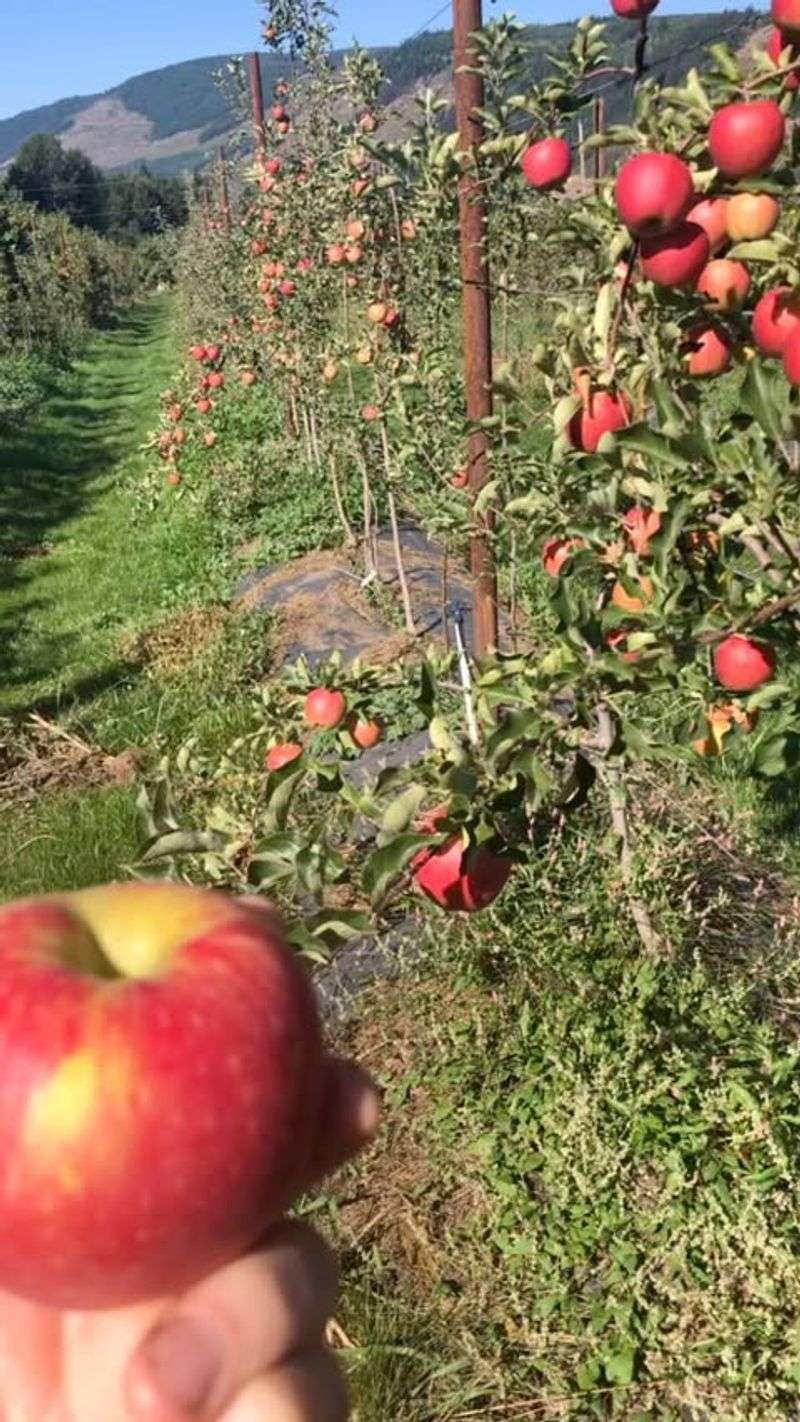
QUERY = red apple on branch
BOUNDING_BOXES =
[766,27,800,87]
[752,286,800,356]
[611,0,660,16]
[520,137,572,191]
[0,883,323,1309]
[352,718,383,750]
[304,688,347,728]
[414,836,512,913]
[566,389,631,452]
[686,196,729,254]
[615,152,694,237]
[696,258,751,312]
[684,322,733,376]
[725,192,780,241]
[708,100,785,179]
[713,634,776,690]
[266,743,304,771]
[772,0,800,39]
[639,222,709,288]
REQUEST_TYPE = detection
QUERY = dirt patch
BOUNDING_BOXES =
[120,606,229,679]
[0,714,143,806]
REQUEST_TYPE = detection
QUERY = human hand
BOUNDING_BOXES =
[0,1055,379,1422]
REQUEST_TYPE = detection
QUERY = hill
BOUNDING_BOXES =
[0,10,767,177]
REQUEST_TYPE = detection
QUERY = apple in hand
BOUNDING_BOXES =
[0,883,324,1309]
[713,634,776,691]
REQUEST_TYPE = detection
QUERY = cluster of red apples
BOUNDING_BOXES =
[267,692,511,913]
[525,0,797,700]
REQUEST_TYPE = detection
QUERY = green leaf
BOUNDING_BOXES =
[739,360,785,442]
[604,1344,637,1385]
[139,829,227,863]
[613,424,687,469]
[363,833,428,904]
[378,784,427,845]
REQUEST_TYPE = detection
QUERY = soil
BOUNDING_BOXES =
[235,520,523,669]
[0,715,143,806]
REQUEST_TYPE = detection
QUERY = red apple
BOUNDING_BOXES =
[352,718,383,750]
[639,221,709,288]
[266,743,303,771]
[0,883,323,1309]
[615,152,694,237]
[304,688,347,728]
[542,536,581,576]
[686,196,729,254]
[241,370,257,387]
[205,344,221,362]
[782,325,800,382]
[708,100,785,179]
[696,258,751,312]
[361,404,380,422]
[520,137,572,191]
[189,344,207,361]
[207,371,225,389]
[566,389,632,452]
[772,0,800,39]
[611,0,659,14]
[414,837,512,913]
[684,322,733,377]
[752,286,800,356]
[167,472,182,487]
[203,431,218,448]
[327,244,346,266]
[714,634,776,690]
[726,192,780,241]
[451,468,469,489]
[767,26,800,88]
[195,397,213,414]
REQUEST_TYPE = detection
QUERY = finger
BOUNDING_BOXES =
[304,1057,381,1187]
[124,1222,338,1422]
[219,1347,349,1422]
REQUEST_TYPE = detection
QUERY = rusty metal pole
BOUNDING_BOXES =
[593,95,606,182]
[453,0,499,657]
[219,146,232,233]
[248,52,268,159]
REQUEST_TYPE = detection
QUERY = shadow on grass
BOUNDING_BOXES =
[0,304,163,715]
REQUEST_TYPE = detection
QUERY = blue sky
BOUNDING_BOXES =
[0,0,768,122]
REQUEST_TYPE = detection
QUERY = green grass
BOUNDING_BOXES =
[320,780,800,1421]
[0,298,268,897]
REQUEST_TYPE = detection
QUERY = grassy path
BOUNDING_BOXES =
[0,299,177,720]
[0,298,258,899]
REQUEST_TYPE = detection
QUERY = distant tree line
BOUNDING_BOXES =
[4,135,188,242]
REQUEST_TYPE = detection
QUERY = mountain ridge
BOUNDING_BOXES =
[0,12,767,179]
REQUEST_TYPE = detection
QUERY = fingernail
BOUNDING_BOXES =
[138,1315,224,1415]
